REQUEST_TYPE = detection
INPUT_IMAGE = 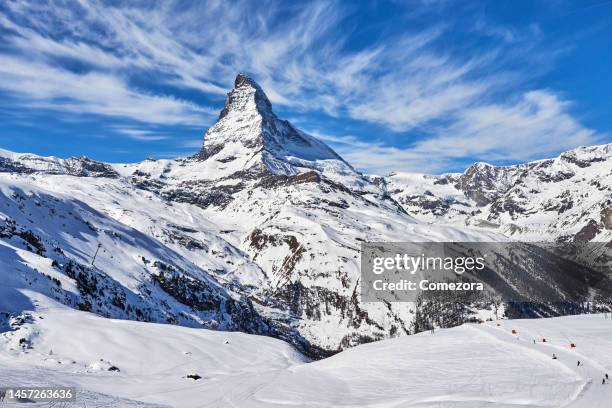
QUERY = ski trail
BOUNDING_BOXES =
[476,322,612,408]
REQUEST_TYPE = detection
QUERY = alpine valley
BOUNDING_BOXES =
[1,74,611,363]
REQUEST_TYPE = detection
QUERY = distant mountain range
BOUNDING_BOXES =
[380,143,611,242]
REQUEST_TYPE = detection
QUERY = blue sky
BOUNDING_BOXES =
[0,0,610,174]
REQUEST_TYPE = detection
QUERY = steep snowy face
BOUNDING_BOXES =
[0,177,269,334]
[218,73,274,121]
[202,73,274,155]
[199,73,353,180]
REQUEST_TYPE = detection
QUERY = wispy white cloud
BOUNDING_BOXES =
[0,55,213,126]
[311,130,453,174]
[178,139,207,149]
[310,90,601,174]
[0,0,481,129]
[411,90,598,163]
[111,126,170,141]
[0,0,602,171]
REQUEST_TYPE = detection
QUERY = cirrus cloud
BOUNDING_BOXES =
[0,0,604,171]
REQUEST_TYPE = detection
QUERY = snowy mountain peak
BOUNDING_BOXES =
[217,73,273,121]
[199,74,354,180]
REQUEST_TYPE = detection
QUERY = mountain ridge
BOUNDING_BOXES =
[381,142,612,242]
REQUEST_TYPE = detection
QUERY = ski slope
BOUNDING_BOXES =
[0,292,306,407]
[248,316,612,408]
[2,291,611,407]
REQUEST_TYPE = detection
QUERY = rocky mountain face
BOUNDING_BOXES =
[381,144,612,243]
[1,74,610,358]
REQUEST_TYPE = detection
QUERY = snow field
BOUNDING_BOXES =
[2,294,611,408]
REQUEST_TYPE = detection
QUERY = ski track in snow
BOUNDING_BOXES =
[480,318,612,408]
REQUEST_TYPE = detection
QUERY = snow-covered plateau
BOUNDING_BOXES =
[0,73,610,406]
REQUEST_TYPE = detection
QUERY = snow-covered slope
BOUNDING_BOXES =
[256,314,612,408]
[2,294,611,407]
[0,176,267,333]
[382,143,612,242]
[0,294,306,407]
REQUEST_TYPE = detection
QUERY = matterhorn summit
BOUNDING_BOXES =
[200,73,353,180]
[216,73,274,122]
